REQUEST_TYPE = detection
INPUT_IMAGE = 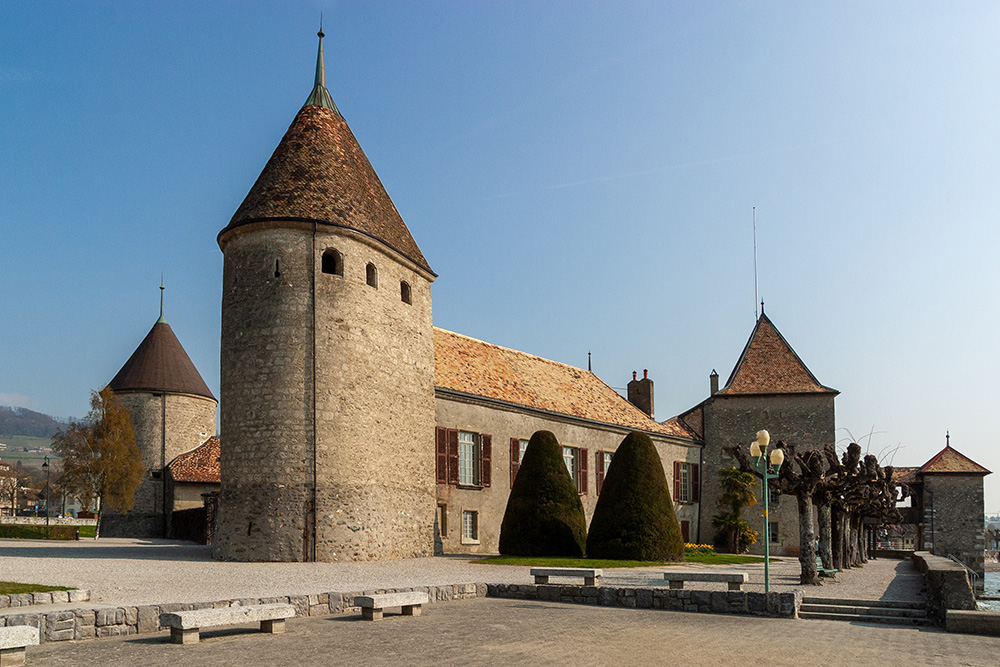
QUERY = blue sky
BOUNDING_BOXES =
[3,2,1000,509]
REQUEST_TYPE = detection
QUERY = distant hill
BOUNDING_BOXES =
[0,406,69,439]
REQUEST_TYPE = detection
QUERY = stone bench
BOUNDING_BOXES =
[356,592,429,621]
[663,571,748,590]
[0,625,40,666]
[159,603,295,644]
[530,567,602,586]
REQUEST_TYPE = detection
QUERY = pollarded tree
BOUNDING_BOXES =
[498,430,587,557]
[586,431,685,561]
[53,387,144,537]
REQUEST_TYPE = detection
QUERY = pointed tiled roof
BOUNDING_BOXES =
[167,436,221,484]
[108,321,216,401]
[717,312,837,396]
[433,328,693,439]
[219,34,432,274]
[919,445,990,475]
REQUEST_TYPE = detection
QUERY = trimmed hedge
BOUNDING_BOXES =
[586,431,685,561]
[499,430,587,557]
[0,524,80,540]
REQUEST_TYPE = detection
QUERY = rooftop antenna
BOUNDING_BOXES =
[157,276,166,323]
[753,207,759,320]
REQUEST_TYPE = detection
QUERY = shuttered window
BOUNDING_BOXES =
[438,428,492,488]
[673,462,700,503]
[596,451,613,494]
[510,438,528,487]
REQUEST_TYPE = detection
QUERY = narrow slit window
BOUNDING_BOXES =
[366,263,378,288]
[274,260,281,278]
[322,249,343,276]
[400,281,411,304]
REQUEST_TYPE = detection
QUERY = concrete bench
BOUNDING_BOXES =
[159,603,295,644]
[0,625,40,666]
[530,568,602,586]
[663,571,748,590]
[356,591,429,621]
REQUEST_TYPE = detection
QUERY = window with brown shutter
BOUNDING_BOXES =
[447,429,459,485]
[596,451,605,495]
[481,434,492,487]
[579,448,588,494]
[673,461,681,501]
[510,437,520,487]
[435,427,448,484]
[691,463,700,503]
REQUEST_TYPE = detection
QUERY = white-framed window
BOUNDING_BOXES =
[769,521,780,544]
[767,485,780,506]
[519,438,529,462]
[459,431,479,486]
[563,446,579,487]
[462,509,479,544]
[678,464,691,502]
[673,462,700,503]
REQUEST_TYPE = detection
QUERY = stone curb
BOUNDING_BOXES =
[0,583,486,644]
[0,590,91,609]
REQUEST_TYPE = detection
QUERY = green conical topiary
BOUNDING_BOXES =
[586,431,685,561]
[498,430,587,557]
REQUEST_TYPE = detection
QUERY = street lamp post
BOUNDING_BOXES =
[749,429,784,593]
[42,457,50,538]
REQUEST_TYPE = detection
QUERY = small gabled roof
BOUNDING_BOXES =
[433,328,694,440]
[717,311,837,396]
[167,436,221,484]
[919,444,990,476]
[108,320,215,401]
[220,31,432,275]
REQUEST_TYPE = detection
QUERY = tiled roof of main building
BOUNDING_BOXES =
[433,328,695,440]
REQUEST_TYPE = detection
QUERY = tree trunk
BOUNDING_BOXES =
[95,500,102,539]
[818,502,833,570]
[849,514,862,566]
[833,508,847,571]
[797,494,821,585]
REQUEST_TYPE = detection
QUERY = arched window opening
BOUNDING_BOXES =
[400,281,412,304]
[321,249,343,276]
[366,263,378,288]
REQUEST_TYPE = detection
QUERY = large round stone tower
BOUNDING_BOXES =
[104,287,218,537]
[213,31,437,562]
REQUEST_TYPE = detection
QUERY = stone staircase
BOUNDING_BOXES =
[799,597,930,626]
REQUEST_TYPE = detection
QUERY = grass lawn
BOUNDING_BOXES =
[0,582,72,595]
[78,525,96,538]
[471,553,769,568]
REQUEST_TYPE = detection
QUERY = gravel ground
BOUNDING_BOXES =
[0,539,923,607]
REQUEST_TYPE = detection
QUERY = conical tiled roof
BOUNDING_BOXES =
[108,321,216,401]
[219,33,432,274]
[717,312,837,396]
[919,445,990,475]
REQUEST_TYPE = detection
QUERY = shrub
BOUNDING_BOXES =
[498,430,587,557]
[586,431,685,561]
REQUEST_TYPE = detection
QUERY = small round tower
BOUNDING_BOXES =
[104,286,217,537]
[213,30,437,562]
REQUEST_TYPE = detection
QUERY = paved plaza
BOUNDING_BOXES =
[1,539,952,665]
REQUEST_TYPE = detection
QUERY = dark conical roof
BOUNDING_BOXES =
[108,321,216,401]
[219,33,432,274]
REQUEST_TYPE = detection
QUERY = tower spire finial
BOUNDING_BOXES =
[158,276,166,323]
[304,22,339,112]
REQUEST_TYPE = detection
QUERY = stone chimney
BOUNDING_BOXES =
[710,369,719,395]
[627,369,654,419]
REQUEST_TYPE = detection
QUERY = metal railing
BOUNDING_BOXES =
[947,554,980,595]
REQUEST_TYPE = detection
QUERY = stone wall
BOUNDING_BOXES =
[912,551,976,625]
[215,224,436,562]
[701,393,835,555]
[435,395,701,554]
[921,475,986,593]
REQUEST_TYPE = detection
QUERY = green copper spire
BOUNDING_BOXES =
[157,277,166,323]
[304,25,339,113]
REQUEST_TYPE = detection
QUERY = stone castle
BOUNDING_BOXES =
[102,32,988,577]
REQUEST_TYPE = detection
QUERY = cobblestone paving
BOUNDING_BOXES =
[26,597,988,667]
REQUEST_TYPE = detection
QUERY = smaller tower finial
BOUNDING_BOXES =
[304,24,339,112]
[158,277,166,323]
[588,351,592,372]
[760,300,765,315]
[946,430,950,447]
